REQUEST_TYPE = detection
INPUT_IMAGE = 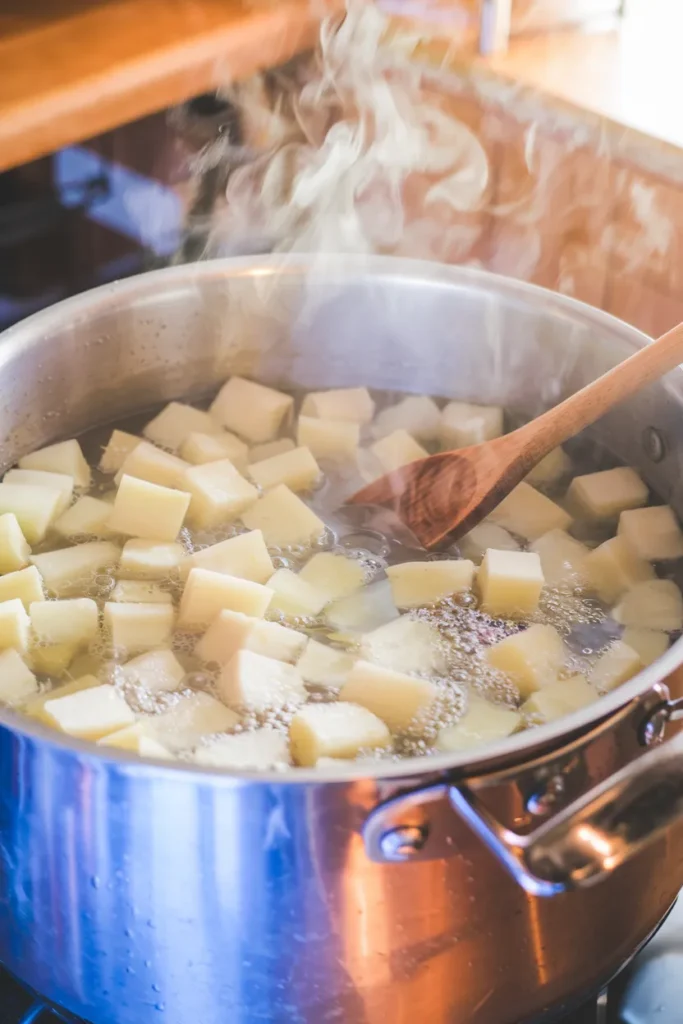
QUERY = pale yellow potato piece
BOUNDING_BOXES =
[180,431,248,470]
[301,387,374,424]
[488,482,572,541]
[299,552,365,603]
[296,639,354,687]
[529,529,590,587]
[30,598,98,647]
[248,446,320,493]
[143,402,221,452]
[325,578,398,633]
[98,722,153,751]
[23,673,100,721]
[43,683,135,740]
[621,627,670,666]
[371,395,440,443]
[387,559,474,609]
[266,568,328,618]
[99,430,141,474]
[194,728,290,769]
[183,459,258,530]
[196,609,306,665]
[104,602,174,653]
[54,496,114,539]
[360,615,445,674]
[459,522,519,563]
[148,692,240,751]
[4,469,73,516]
[181,530,274,584]
[477,549,544,619]
[110,581,172,604]
[210,377,293,443]
[19,439,90,488]
[588,641,642,692]
[178,567,273,631]
[340,659,438,730]
[0,565,45,609]
[613,579,683,631]
[122,649,186,693]
[31,541,120,596]
[218,649,306,710]
[440,401,503,450]
[369,430,428,473]
[436,696,522,752]
[0,649,38,705]
[523,674,597,721]
[138,736,175,760]
[526,447,572,487]
[31,643,78,677]
[618,505,683,562]
[566,467,648,519]
[241,485,325,549]
[290,702,389,766]
[249,439,296,463]
[296,416,359,462]
[108,475,191,542]
[115,441,190,490]
[583,535,655,604]
[119,540,185,580]
[486,624,566,697]
[0,513,30,574]
[0,483,64,544]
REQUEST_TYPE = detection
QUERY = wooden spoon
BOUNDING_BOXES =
[347,320,683,549]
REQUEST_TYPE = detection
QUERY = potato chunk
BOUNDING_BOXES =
[104,602,174,654]
[301,387,375,424]
[340,659,438,730]
[148,692,240,750]
[54,496,114,539]
[298,552,365,602]
[108,475,191,542]
[523,674,597,721]
[325,579,398,633]
[387,559,474,609]
[31,642,77,677]
[30,598,98,647]
[529,529,589,586]
[248,439,296,463]
[182,530,274,584]
[210,377,293,443]
[486,624,566,697]
[360,615,445,674]
[122,649,185,693]
[0,483,64,543]
[266,568,328,618]
[116,441,190,490]
[248,446,320,493]
[241,484,325,549]
[43,684,135,740]
[621,627,669,666]
[180,431,249,470]
[297,639,355,688]
[588,641,642,691]
[22,673,100,721]
[369,430,428,473]
[488,482,572,541]
[4,469,73,516]
[458,522,519,562]
[183,459,258,529]
[99,430,141,474]
[196,609,306,665]
[566,467,648,519]
[194,728,290,769]
[0,649,38,706]
[297,416,360,461]
[0,565,45,609]
[143,401,221,452]
[119,540,185,580]
[110,580,172,604]
[371,395,440,443]
[30,541,120,596]
[290,702,390,766]
[0,513,31,574]
[583,536,655,604]
[98,722,156,752]
[618,505,683,562]
[477,549,544,619]
[613,579,683,632]
[218,649,306,710]
[526,447,572,487]
[19,438,90,488]
[436,696,521,752]
[178,568,273,631]
[440,401,503,450]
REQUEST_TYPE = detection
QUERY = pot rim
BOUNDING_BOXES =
[1,253,679,783]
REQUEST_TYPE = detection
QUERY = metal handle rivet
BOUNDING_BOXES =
[379,825,427,861]
[643,426,666,463]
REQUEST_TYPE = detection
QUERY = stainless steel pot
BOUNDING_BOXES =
[2,255,683,1024]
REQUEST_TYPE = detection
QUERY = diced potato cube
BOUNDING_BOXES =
[340,659,438,730]
[110,581,172,604]
[477,549,544,619]
[387,559,474,609]
[178,567,273,631]
[122,649,186,693]
[194,728,290,769]
[299,552,365,602]
[119,540,185,580]
[99,430,141,474]
[108,475,191,542]
[566,467,648,519]
[526,447,572,486]
[31,541,119,596]
[523,674,597,721]
[97,722,152,751]
[104,602,174,653]
[218,649,307,709]
[440,401,503,450]
[23,673,100,721]
[360,615,446,674]
[19,438,90,488]
[148,692,240,750]
[583,536,655,604]
[0,649,38,705]
[0,483,64,543]
[436,696,522,752]
[301,387,374,424]
[248,446,320,493]
[54,496,114,539]
[4,469,73,516]
[621,627,670,666]
[290,702,389,766]
[588,641,642,692]
[143,402,221,452]
[182,530,274,584]
[529,529,590,586]
[266,568,328,618]
[613,579,683,631]
[459,522,520,563]
[43,683,135,739]
[618,505,683,562]
[0,513,31,574]
[249,439,296,463]
[196,609,306,665]
[369,430,428,474]
[0,565,44,608]
[488,482,572,541]
[326,579,398,633]
[241,484,325,549]
[486,624,566,697]
[371,395,441,443]
[116,441,190,490]
[297,639,354,687]
[297,416,360,462]
[180,430,249,470]
[139,736,174,759]
[30,598,98,647]
[210,377,293,443]
[183,459,258,529]
[31,643,77,677]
